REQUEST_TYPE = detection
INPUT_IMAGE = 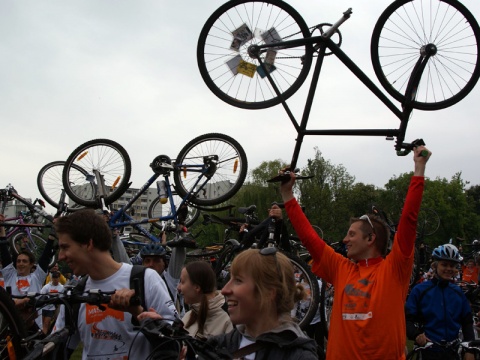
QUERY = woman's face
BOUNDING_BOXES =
[221,270,260,327]
[177,268,202,305]
[436,260,457,281]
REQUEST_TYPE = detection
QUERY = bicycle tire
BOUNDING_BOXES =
[286,251,320,329]
[173,133,247,206]
[9,231,57,268]
[197,0,313,109]
[148,195,200,229]
[62,139,131,207]
[37,161,88,212]
[371,0,480,110]
[319,280,333,343]
[417,208,440,237]
[0,287,27,360]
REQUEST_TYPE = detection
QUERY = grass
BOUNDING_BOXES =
[70,343,83,360]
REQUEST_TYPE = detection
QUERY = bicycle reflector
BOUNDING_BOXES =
[77,151,88,161]
[233,158,238,173]
[111,177,121,190]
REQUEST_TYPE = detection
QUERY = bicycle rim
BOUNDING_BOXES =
[148,195,200,230]
[417,208,440,237]
[63,139,131,207]
[173,133,247,206]
[0,288,27,360]
[37,161,86,212]
[197,0,313,109]
[371,0,480,110]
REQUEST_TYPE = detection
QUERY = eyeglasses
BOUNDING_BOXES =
[260,247,283,282]
[359,214,375,234]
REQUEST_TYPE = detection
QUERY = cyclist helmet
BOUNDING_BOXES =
[129,254,143,265]
[140,243,167,258]
[432,244,462,263]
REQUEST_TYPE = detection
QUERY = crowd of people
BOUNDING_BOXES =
[1,144,479,359]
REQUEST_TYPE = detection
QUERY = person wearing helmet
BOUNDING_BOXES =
[140,242,184,315]
[405,244,475,360]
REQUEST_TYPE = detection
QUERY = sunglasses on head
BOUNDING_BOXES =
[260,247,283,281]
[359,214,375,234]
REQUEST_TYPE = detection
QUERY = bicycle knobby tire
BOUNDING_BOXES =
[173,133,247,206]
[62,139,132,207]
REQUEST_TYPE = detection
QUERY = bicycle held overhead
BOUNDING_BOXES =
[198,0,480,169]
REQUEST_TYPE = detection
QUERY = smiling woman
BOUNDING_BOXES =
[206,248,319,360]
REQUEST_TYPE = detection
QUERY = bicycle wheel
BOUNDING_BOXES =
[148,195,200,229]
[286,251,320,329]
[417,208,440,237]
[62,139,131,207]
[9,231,57,268]
[371,0,480,110]
[0,287,27,360]
[37,161,88,212]
[173,133,247,206]
[197,0,313,109]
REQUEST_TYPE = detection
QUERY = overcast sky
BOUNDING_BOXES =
[1,0,480,214]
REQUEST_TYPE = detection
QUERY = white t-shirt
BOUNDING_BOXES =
[40,283,64,311]
[3,262,47,295]
[64,263,177,360]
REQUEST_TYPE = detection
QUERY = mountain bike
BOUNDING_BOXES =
[198,0,480,168]
[0,185,57,267]
[61,133,248,246]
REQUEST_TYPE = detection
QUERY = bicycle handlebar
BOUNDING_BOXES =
[396,138,429,157]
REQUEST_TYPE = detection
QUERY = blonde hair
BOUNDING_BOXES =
[230,249,306,315]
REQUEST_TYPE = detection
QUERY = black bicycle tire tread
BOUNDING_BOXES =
[186,246,224,258]
[282,251,320,329]
[62,139,132,207]
[197,0,313,109]
[173,133,248,206]
[0,287,27,359]
[371,0,480,110]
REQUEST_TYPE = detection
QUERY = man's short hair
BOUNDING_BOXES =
[51,271,60,278]
[55,209,112,251]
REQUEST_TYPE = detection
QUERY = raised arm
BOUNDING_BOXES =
[396,146,431,257]
[0,214,13,267]
[279,173,326,262]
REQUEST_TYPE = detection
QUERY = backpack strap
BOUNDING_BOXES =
[130,265,147,311]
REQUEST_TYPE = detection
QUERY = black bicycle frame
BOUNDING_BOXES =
[251,22,430,169]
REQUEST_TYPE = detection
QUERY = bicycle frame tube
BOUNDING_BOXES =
[252,26,429,169]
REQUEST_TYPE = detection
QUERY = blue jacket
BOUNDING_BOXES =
[405,277,474,343]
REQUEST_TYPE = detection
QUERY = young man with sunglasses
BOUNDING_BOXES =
[279,146,430,360]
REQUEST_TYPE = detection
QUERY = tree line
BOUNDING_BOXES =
[193,148,480,251]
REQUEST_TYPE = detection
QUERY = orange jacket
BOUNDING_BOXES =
[285,176,424,360]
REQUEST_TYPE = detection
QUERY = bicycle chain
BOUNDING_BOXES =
[264,24,323,60]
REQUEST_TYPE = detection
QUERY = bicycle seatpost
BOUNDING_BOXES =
[322,8,352,39]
